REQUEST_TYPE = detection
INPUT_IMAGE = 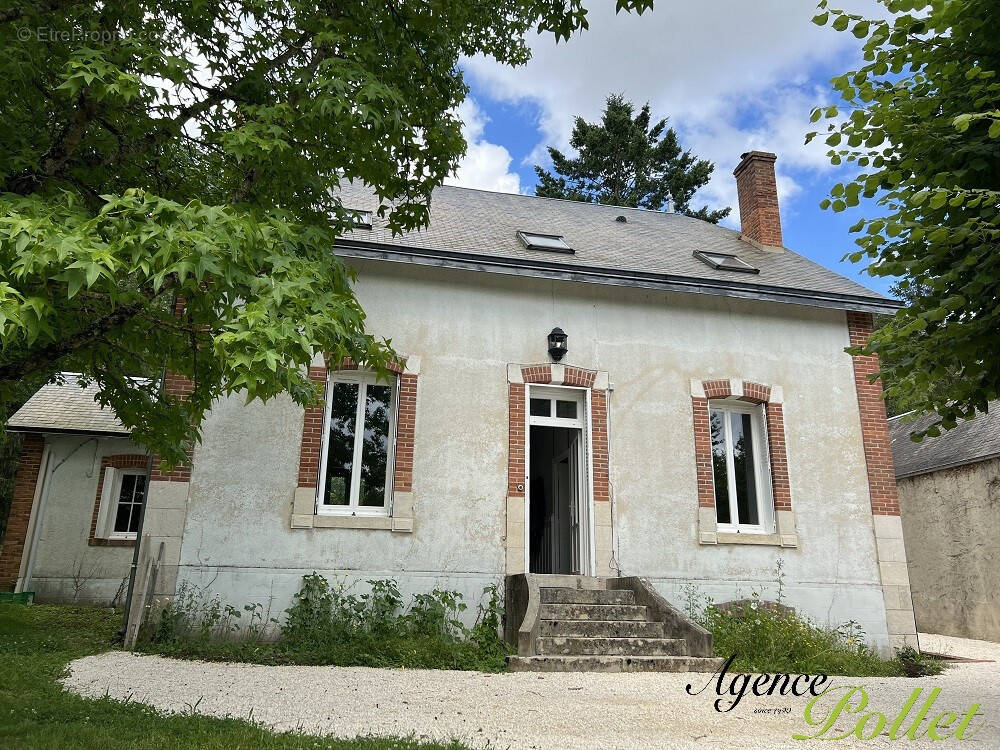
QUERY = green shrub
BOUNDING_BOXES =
[700,595,902,677]
[141,575,511,673]
[682,561,944,678]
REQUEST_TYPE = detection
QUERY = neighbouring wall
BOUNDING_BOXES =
[898,457,1000,642]
[20,435,146,603]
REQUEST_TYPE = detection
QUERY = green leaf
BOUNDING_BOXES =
[953,113,973,132]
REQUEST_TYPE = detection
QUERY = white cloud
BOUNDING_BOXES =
[463,0,878,214]
[445,98,521,194]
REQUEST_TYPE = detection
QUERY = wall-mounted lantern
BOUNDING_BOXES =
[547,327,568,362]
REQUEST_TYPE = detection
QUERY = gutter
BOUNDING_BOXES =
[334,239,903,315]
[5,425,131,439]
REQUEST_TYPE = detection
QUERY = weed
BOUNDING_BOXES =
[684,563,944,678]
[141,575,511,673]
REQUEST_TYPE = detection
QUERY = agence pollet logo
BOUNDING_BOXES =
[686,655,986,741]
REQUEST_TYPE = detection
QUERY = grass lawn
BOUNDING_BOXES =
[0,603,467,750]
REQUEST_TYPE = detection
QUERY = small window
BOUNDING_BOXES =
[348,209,373,230]
[709,401,773,533]
[319,371,396,515]
[517,231,573,254]
[693,250,759,274]
[530,398,551,417]
[555,400,577,419]
[527,387,585,427]
[97,468,146,539]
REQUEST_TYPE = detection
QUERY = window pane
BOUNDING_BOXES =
[114,474,142,534]
[323,381,359,505]
[118,474,136,501]
[555,400,577,419]
[530,398,550,417]
[114,504,132,534]
[710,410,731,524]
[359,384,392,507]
[128,476,146,533]
[730,412,759,526]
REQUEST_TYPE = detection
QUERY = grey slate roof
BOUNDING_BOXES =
[889,402,1000,479]
[335,183,898,313]
[6,378,133,437]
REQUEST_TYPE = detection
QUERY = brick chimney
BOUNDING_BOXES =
[733,150,783,248]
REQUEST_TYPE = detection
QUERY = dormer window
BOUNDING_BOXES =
[517,231,573,254]
[693,250,758,274]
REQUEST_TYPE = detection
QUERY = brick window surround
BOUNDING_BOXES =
[296,357,417,497]
[0,433,44,591]
[88,454,149,547]
[692,378,791,512]
[691,378,798,547]
[507,364,610,503]
[847,311,901,516]
[505,363,613,575]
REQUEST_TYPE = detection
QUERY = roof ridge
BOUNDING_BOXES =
[436,182,692,218]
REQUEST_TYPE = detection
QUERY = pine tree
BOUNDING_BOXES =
[534,95,730,222]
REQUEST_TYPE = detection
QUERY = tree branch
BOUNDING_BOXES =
[0,277,176,383]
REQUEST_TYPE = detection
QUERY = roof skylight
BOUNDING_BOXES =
[692,250,759,274]
[348,209,373,230]
[517,231,573,254]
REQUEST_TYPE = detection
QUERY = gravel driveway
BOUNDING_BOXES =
[63,633,998,749]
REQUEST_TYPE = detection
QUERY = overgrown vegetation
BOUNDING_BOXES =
[682,561,943,678]
[140,574,511,673]
[0,602,468,749]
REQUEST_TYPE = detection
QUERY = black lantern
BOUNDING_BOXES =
[547,327,568,362]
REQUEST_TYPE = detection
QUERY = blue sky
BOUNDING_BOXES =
[445,0,893,297]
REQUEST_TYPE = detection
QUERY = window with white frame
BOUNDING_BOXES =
[709,401,774,533]
[318,370,397,515]
[96,468,147,539]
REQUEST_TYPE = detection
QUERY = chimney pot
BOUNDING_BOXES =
[733,151,783,248]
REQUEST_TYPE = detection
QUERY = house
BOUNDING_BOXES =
[890,404,1000,642]
[1,151,918,660]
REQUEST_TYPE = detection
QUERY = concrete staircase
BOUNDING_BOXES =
[505,575,723,672]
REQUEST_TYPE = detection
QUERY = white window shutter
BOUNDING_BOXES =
[95,467,117,538]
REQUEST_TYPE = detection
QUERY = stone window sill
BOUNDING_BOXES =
[698,507,799,548]
[290,487,413,533]
[89,537,136,548]
[714,532,798,547]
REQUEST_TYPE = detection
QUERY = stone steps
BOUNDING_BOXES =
[539,618,667,638]
[539,603,649,621]
[539,587,635,605]
[505,575,718,673]
[536,636,688,656]
[508,655,725,673]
